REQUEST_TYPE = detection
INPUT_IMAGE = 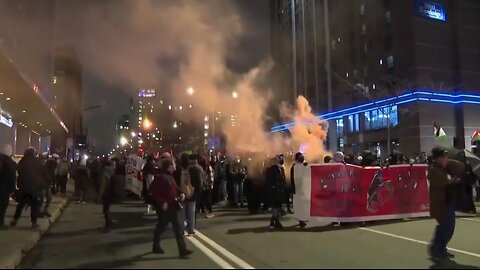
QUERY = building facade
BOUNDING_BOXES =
[0,0,68,156]
[271,0,480,157]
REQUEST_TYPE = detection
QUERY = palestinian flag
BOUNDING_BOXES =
[433,121,450,148]
[471,129,480,142]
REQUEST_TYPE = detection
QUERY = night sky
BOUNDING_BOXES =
[55,0,271,154]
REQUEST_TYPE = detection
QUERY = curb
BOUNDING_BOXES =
[0,194,71,269]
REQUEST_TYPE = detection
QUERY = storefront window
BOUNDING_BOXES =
[336,119,344,138]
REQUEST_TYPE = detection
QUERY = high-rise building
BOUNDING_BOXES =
[51,46,83,156]
[271,0,480,157]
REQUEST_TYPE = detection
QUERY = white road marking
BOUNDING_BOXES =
[195,230,255,269]
[360,227,480,259]
[460,218,480,223]
[187,236,235,269]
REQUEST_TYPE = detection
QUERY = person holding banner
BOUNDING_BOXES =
[291,152,307,228]
[428,147,464,260]
[267,154,287,229]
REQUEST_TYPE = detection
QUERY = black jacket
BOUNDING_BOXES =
[18,155,48,194]
[0,154,17,194]
[267,164,286,191]
[187,162,204,202]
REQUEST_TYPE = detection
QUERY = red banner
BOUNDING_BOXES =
[309,164,430,222]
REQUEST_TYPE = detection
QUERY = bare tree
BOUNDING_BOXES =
[335,73,416,156]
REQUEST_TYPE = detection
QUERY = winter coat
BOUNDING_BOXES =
[428,160,464,221]
[266,164,286,203]
[149,170,181,211]
[18,155,48,194]
[102,173,126,204]
[187,161,204,202]
[0,154,17,194]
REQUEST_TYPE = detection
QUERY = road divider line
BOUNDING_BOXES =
[360,227,480,259]
[187,237,235,269]
[195,230,255,269]
[460,218,480,223]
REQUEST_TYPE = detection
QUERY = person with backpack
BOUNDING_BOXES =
[199,156,214,218]
[186,154,203,235]
[0,144,16,229]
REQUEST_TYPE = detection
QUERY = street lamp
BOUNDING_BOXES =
[173,121,178,128]
[232,91,238,99]
[131,131,136,137]
[143,118,153,130]
[187,86,195,95]
[120,136,128,146]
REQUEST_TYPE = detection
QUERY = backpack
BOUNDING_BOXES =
[180,169,194,199]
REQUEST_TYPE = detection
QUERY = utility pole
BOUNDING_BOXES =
[324,0,337,152]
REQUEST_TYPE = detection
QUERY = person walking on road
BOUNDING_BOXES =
[186,154,204,235]
[43,156,57,217]
[101,160,126,231]
[73,158,90,204]
[56,157,70,197]
[0,144,17,229]
[199,156,214,218]
[11,148,48,229]
[149,158,193,258]
[428,147,464,260]
[266,154,287,229]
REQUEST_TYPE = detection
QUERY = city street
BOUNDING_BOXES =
[21,201,480,269]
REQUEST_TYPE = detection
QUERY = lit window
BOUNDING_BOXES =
[364,106,398,130]
[379,59,383,65]
[387,55,394,69]
[372,84,376,90]
[360,4,365,15]
[336,119,344,138]
[348,114,360,132]
[346,72,349,78]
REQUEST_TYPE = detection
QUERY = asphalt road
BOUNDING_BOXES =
[21,201,480,269]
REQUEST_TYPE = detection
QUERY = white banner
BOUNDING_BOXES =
[125,154,145,196]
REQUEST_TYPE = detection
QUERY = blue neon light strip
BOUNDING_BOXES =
[271,91,480,133]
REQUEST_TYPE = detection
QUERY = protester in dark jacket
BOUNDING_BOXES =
[185,155,203,235]
[266,154,287,229]
[73,159,90,203]
[102,160,126,231]
[428,147,464,260]
[43,157,57,217]
[150,158,192,258]
[0,144,16,229]
[11,148,48,228]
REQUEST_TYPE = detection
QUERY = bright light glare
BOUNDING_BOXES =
[232,91,238,99]
[187,86,194,95]
[131,131,136,137]
[120,136,128,146]
[173,121,178,128]
[143,118,152,129]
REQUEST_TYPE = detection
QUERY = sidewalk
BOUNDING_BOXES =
[0,184,73,269]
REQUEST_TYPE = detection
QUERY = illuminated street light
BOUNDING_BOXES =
[131,131,136,137]
[138,139,144,144]
[187,86,195,95]
[173,121,178,128]
[120,136,128,146]
[232,91,238,99]
[143,118,153,130]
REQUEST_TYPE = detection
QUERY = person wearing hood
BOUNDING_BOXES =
[290,152,307,228]
[266,154,287,229]
[11,148,48,229]
[0,144,16,229]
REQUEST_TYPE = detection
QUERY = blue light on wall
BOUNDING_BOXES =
[271,91,480,133]
[416,0,446,21]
